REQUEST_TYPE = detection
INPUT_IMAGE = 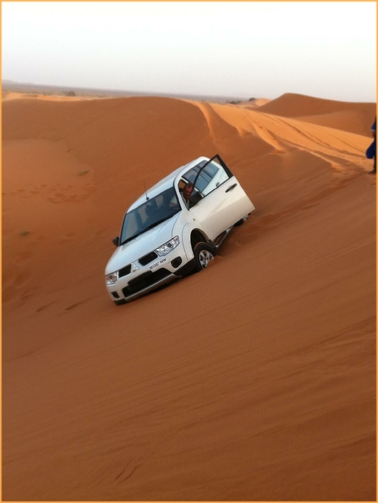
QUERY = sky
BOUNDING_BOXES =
[2,1,377,102]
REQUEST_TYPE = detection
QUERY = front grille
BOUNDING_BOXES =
[119,264,132,278]
[122,268,171,298]
[139,251,158,266]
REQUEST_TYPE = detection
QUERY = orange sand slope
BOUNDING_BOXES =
[2,92,376,501]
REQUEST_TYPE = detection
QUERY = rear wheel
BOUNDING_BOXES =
[234,215,248,227]
[193,243,216,272]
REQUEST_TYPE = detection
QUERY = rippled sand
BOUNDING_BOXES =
[2,91,376,501]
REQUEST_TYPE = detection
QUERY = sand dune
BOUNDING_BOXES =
[258,92,375,137]
[2,91,376,501]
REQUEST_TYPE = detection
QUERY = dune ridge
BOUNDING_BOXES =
[2,91,376,501]
[257,92,375,137]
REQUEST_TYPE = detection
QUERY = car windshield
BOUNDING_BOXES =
[120,186,180,245]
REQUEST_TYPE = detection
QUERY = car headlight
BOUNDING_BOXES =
[155,236,180,256]
[106,271,119,285]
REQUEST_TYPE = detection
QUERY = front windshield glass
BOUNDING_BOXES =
[120,186,180,245]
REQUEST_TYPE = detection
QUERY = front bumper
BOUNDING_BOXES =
[106,248,194,303]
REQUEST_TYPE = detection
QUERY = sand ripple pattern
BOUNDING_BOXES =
[2,91,376,501]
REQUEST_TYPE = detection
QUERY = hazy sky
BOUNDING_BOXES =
[2,1,376,102]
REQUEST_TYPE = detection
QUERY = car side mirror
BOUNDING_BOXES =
[112,236,120,247]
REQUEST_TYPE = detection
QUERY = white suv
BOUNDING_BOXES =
[105,155,255,304]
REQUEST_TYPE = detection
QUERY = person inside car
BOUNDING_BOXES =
[181,182,193,208]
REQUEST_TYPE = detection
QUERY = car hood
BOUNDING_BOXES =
[105,215,179,274]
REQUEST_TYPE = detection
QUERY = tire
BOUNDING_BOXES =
[193,243,216,272]
[234,215,247,227]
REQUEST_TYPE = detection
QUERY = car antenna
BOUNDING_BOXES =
[144,181,149,201]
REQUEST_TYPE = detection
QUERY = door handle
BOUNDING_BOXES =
[225,183,237,193]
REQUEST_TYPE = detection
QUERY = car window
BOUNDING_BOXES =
[183,161,220,193]
[201,160,229,195]
[120,186,180,244]
[183,159,230,199]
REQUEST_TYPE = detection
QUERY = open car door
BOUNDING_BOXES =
[186,155,255,241]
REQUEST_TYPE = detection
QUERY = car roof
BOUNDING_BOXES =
[128,156,209,210]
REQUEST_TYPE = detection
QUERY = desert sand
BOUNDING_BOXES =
[2,90,376,501]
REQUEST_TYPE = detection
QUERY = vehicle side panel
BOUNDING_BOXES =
[189,176,255,241]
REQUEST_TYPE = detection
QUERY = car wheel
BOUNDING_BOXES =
[193,243,216,272]
[234,215,248,227]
